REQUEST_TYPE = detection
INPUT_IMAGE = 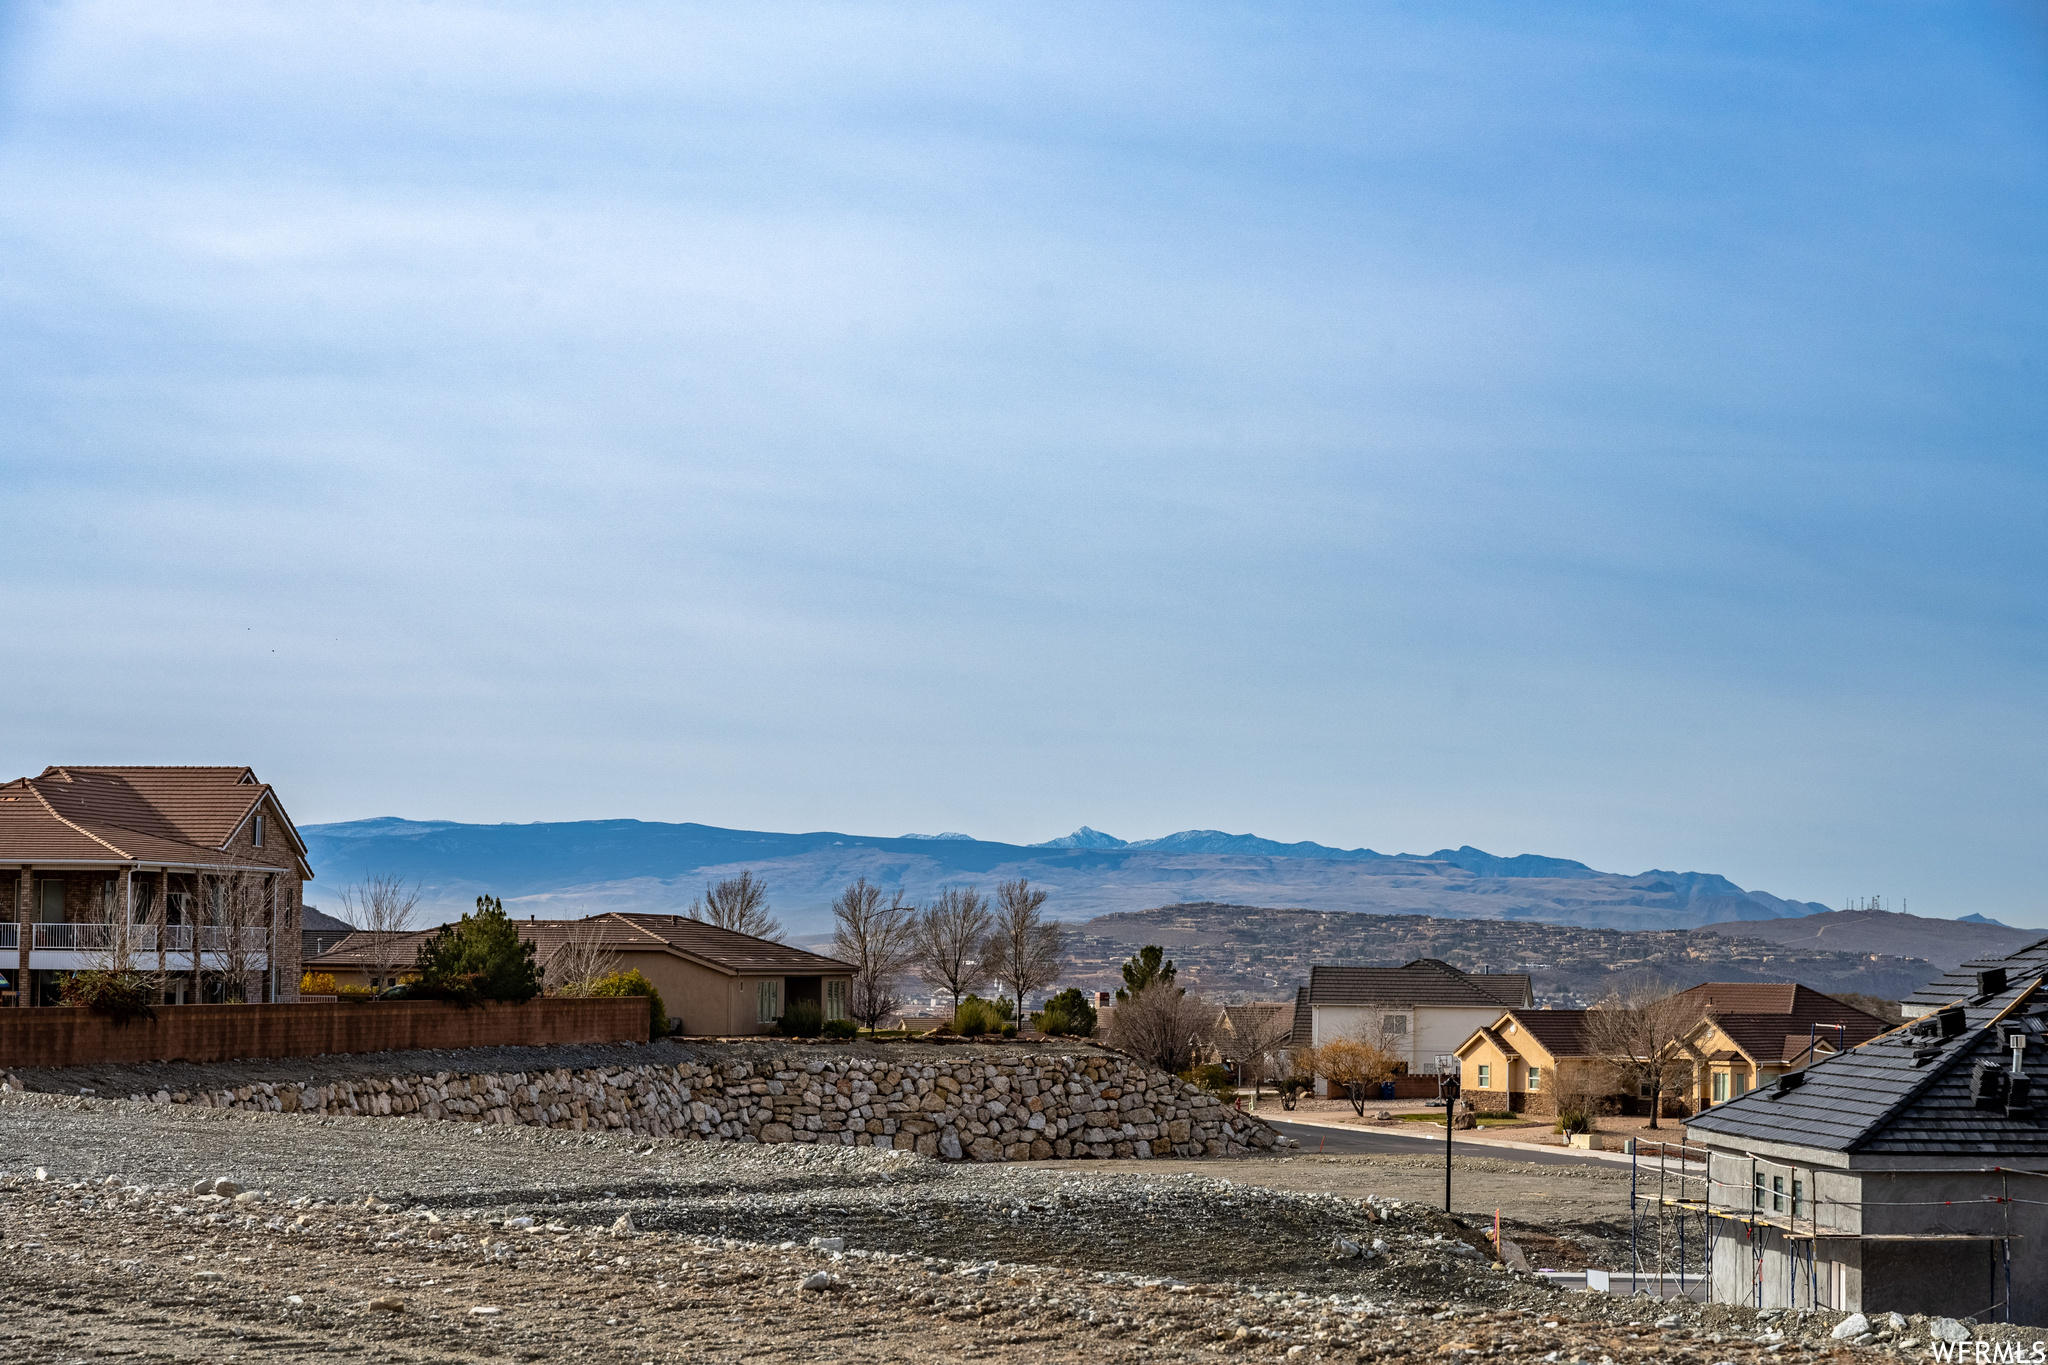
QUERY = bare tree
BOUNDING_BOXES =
[1581,983,1709,1130]
[689,870,783,942]
[201,869,278,1003]
[340,873,422,991]
[1222,1005,1298,1109]
[912,885,992,1020]
[831,879,919,1036]
[1308,1022,1406,1117]
[545,915,622,996]
[982,878,1064,1024]
[1107,980,1216,1074]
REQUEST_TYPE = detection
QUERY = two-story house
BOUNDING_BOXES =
[0,765,312,1005]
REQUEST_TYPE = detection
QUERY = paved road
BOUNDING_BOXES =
[1260,1118,1618,1169]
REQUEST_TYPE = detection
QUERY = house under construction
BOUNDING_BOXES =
[1678,937,2048,1325]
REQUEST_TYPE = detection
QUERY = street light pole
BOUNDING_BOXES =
[1441,1071,1461,1213]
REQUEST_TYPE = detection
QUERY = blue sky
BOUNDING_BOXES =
[2,3,2044,920]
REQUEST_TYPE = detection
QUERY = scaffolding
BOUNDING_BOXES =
[1630,1143,2024,1317]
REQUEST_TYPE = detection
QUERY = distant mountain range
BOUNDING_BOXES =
[303,816,1846,936]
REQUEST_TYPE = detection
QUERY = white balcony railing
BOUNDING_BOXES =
[24,923,264,955]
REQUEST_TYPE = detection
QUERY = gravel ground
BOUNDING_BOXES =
[0,1091,1984,1363]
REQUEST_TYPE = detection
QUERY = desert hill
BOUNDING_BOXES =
[1692,908,2042,969]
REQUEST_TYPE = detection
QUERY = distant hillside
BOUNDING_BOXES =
[1068,903,1943,1005]
[303,816,1832,936]
[1693,909,2042,970]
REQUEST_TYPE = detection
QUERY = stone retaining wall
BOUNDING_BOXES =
[103,1047,1283,1161]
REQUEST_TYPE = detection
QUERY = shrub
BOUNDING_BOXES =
[1555,1107,1594,1135]
[583,969,668,1039]
[778,1000,825,1037]
[1038,987,1098,1038]
[59,971,156,1025]
[336,984,378,1002]
[300,972,337,995]
[1000,1023,1017,1038]
[954,995,1002,1037]
[414,895,543,1004]
[1179,1062,1236,1101]
[822,1018,857,1040]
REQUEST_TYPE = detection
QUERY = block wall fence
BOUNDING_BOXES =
[0,999,649,1068]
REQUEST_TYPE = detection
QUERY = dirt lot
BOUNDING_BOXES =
[0,1089,1944,1363]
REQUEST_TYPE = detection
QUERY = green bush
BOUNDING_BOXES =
[1000,1023,1017,1038]
[1555,1107,1594,1135]
[778,1000,825,1037]
[414,895,544,1003]
[1178,1063,1236,1101]
[1038,987,1098,1037]
[822,1018,857,1040]
[59,971,156,1026]
[954,995,1001,1036]
[336,984,378,1002]
[584,969,668,1039]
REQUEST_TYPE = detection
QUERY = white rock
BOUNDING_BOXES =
[1930,1319,1971,1344]
[469,1306,502,1316]
[505,1216,535,1229]
[800,1271,832,1291]
[1830,1314,1870,1341]
[33,1168,46,1182]
[211,1178,243,1198]
[610,1214,636,1235]
[285,1295,303,1306]
[1332,1237,1361,1259]
[810,1236,844,1253]
[1885,1313,1907,1332]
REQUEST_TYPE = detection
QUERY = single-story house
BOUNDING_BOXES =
[1297,960,1532,1096]
[1685,939,2048,1323]
[0,765,311,1005]
[1454,1008,1616,1115]
[1670,983,1890,1108]
[301,905,355,960]
[306,911,856,1035]
[1212,1001,1296,1084]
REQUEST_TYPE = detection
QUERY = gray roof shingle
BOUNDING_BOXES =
[1306,959,1528,1010]
[1688,939,2048,1156]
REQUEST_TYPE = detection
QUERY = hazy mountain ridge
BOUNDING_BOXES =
[303,815,1835,936]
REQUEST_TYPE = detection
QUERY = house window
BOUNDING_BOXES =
[1772,1176,1786,1213]
[757,978,782,1025]
[253,814,264,849]
[825,980,847,1021]
[1477,1064,1492,1089]
[1713,1072,1729,1103]
[36,880,65,923]
[1527,1067,1542,1092]
[1733,1072,1749,1097]
[1381,1015,1408,1036]
[1753,1171,1766,1210]
[1792,1178,1805,1218]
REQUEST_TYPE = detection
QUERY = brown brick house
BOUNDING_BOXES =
[307,912,855,1035]
[0,766,312,1005]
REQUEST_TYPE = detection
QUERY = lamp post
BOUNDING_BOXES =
[1441,1070,1461,1213]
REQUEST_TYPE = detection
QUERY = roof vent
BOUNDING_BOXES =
[1977,968,2010,998]
[1770,1072,1806,1099]
[1971,1061,2011,1111]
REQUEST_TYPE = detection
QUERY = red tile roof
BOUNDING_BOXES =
[308,912,853,977]
[1674,981,1889,1064]
[0,766,309,875]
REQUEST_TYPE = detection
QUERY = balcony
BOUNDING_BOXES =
[24,924,265,954]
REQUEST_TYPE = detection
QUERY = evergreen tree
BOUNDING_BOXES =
[414,895,543,1003]
[1116,945,1176,1001]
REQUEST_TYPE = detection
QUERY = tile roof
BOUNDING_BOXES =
[1678,982,1890,1064]
[1499,1008,1597,1060]
[306,912,853,977]
[0,766,309,875]
[1291,985,1311,1046]
[1905,943,2048,1015]
[1306,959,1527,1010]
[1220,1002,1294,1045]
[1687,938,2048,1156]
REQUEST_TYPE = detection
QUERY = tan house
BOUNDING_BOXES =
[1212,1001,1296,1085]
[0,766,311,1006]
[1454,1008,1617,1114]
[307,912,855,1035]
[1667,982,1889,1107]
